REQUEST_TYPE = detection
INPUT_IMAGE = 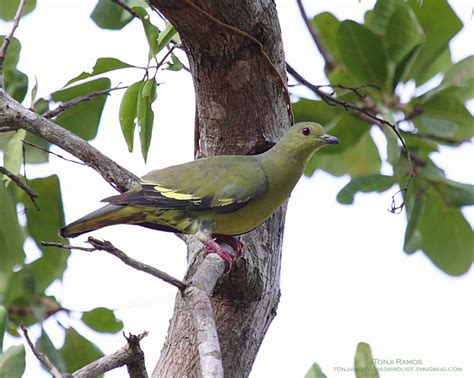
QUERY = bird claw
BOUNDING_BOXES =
[202,236,244,274]
[214,235,244,259]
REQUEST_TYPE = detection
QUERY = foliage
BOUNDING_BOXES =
[294,0,473,275]
[0,0,472,375]
[305,342,379,378]
[0,306,25,378]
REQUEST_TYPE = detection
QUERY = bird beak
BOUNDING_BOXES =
[318,134,340,145]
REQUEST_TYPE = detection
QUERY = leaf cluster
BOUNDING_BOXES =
[292,0,473,276]
[0,2,179,373]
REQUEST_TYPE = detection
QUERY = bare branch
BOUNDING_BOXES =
[0,166,38,208]
[111,0,139,18]
[43,86,127,119]
[184,285,224,378]
[183,250,232,378]
[22,139,86,165]
[41,238,187,291]
[295,0,336,71]
[0,89,139,192]
[20,325,66,378]
[0,0,27,87]
[73,332,148,378]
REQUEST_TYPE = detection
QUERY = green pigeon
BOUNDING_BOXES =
[60,122,339,270]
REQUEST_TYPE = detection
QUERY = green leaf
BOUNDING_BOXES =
[2,265,36,309]
[411,188,473,276]
[415,117,457,138]
[440,56,474,102]
[0,181,25,280]
[22,132,51,165]
[82,307,124,334]
[406,0,462,85]
[119,81,142,152]
[51,78,111,140]
[391,44,420,90]
[3,129,26,178]
[66,57,134,86]
[443,56,474,88]
[0,36,20,68]
[386,5,425,63]
[305,362,327,378]
[416,94,473,140]
[166,53,184,71]
[60,327,104,373]
[36,328,66,372]
[383,126,401,165]
[90,0,134,30]
[427,178,474,208]
[19,175,69,292]
[337,21,388,89]
[354,342,379,378]
[292,99,338,126]
[324,114,370,155]
[305,131,381,177]
[134,7,160,56]
[137,78,157,162]
[0,0,36,20]
[157,23,178,54]
[312,12,341,63]
[0,306,7,353]
[364,0,397,35]
[414,47,451,87]
[33,98,50,115]
[30,77,38,105]
[0,345,25,378]
[4,68,28,102]
[404,192,424,254]
[337,175,397,204]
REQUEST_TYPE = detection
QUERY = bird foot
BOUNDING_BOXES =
[214,235,244,259]
[202,236,244,273]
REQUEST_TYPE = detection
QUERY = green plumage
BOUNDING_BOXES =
[60,122,339,244]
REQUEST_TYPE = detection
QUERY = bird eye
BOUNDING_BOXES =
[301,127,310,136]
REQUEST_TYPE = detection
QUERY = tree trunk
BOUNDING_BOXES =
[148,0,290,376]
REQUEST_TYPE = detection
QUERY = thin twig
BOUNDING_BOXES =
[43,86,127,119]
[0,0,27,87]
[111,0,139,18]
[73,332,148,378]
[0,166,38,208]
[286,63,411,158]
[155,44,177,70]
[389,175,414,214]
[400,130,469,146]
[0,89,139,192]
[286,63,417,213]
[41,238,187,291]
[20,325,65,378]
[295,0,336,71]
[183,0,293,124]
[22,139,86,165]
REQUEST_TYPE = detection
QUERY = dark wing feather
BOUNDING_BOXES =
[103,155,267,213]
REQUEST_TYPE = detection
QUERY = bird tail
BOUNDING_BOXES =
[59,204,142,238]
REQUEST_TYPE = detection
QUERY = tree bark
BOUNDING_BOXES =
[148,1,290,376]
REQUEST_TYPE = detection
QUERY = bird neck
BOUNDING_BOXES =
[256,139,316,196]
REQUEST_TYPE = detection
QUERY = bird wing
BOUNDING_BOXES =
[103,156,268,214]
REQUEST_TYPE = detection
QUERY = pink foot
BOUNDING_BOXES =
[203,239,235,273]
[214,235,244,259]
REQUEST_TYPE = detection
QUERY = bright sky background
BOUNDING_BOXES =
[1,1,473,377]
